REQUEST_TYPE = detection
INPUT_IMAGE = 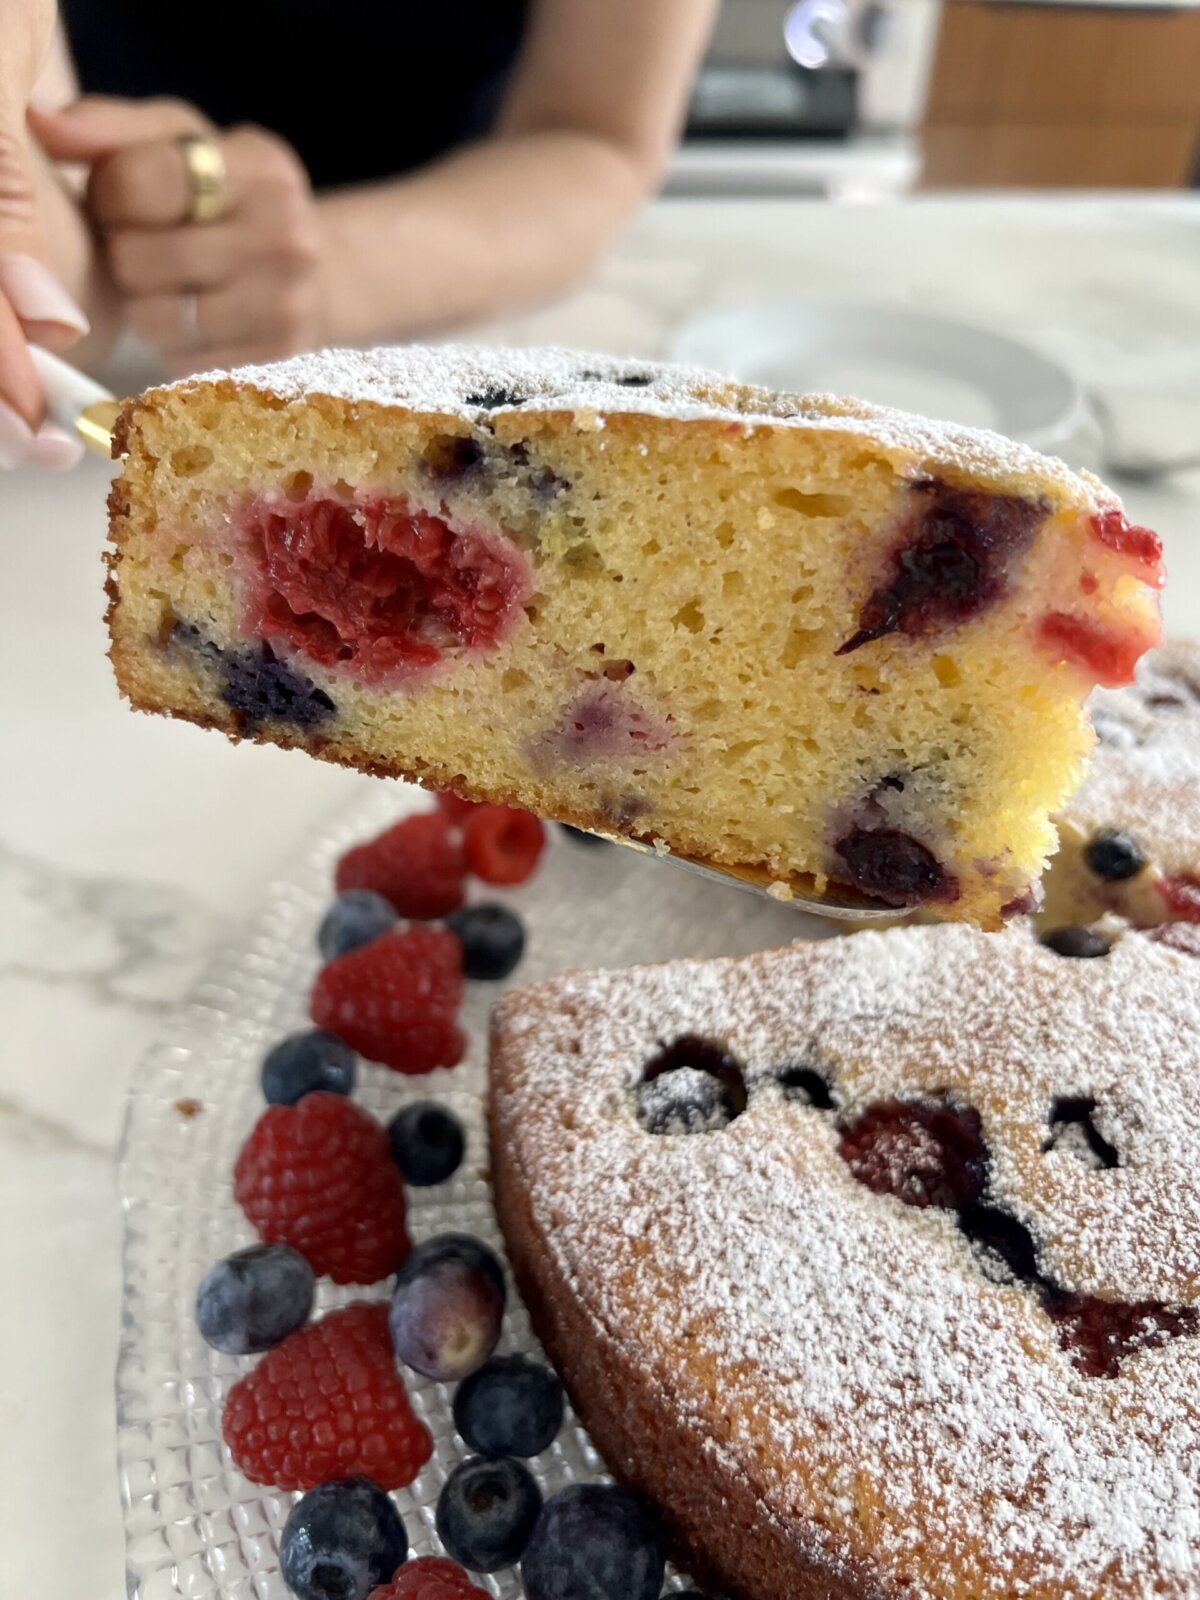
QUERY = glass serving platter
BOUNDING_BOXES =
[116,785,828,1600]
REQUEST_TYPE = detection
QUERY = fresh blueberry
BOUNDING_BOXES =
[1040,926,1111,959]
[453,1354,564,1458]
[280,1476,408,1600]
[261,1030,357,1106]
[390,1233,505,1380]
[1083,829,1147,883]
[521,1484,664,1600]
[387,1102,466,1186]
[446,903,526,980]
[318,890,397,960]
[394,1232,506,1301]
[436,1456,543,1572]
[194,1242,315,1354]
[559,824,609,847]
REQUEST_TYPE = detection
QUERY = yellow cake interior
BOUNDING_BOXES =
[107,365,1162,928]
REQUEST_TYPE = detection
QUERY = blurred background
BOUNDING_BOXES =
[672,0,1200,198]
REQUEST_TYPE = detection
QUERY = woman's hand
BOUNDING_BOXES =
[0,0,90,468]
[34,96,329,374]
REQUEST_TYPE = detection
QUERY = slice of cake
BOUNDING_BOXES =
[1041,639,1200,934]
[490,925,1200,1600]
[105,346,1164,928]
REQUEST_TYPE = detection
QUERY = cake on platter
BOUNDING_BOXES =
[490,922,1200,1600]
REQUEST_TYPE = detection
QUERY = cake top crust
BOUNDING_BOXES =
[167,343,1112,509]
[490,924,1200,1597]
[1074,639,1200,869]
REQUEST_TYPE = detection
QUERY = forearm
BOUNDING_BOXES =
[316,129,650,345]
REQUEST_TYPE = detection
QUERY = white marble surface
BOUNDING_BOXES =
[1,194,1198,1599]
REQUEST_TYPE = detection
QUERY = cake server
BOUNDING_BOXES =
[26,343,897,923]
[29,342,122,457]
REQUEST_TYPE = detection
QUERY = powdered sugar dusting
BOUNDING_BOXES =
[168,344,1111,508]
[1072,641,1200,869]
[491,924,1200,1597]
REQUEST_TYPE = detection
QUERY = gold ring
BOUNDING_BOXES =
[177,134,226,225]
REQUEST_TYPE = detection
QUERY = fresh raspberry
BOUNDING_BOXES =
[463,805,545,886]
[435,791,482,824]
[222,1302,432,1490]
[371,1556,490,1600]
[336,812,466,920]
[234,1092,410,1283]
[311,927,465,1073]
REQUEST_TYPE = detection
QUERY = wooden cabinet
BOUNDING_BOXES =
[921,2,1200,188]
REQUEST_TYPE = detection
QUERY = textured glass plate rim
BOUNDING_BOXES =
[115,783,822,1600]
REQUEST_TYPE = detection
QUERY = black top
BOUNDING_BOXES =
[61,1,530,190]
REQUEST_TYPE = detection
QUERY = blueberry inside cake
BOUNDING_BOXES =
[105,346,1164,927]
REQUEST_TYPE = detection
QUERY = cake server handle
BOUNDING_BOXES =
[28,343,120,458]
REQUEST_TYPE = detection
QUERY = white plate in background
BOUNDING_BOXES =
[670,301,1096,464]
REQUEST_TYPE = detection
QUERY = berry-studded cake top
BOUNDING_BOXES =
[175,344,1111,508]
[1073,640,1200,869]
[491,924,1200,1597]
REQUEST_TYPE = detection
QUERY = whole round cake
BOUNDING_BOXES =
[489,924,1200,1599]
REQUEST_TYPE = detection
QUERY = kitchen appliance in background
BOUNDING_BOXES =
[669,0,943,198]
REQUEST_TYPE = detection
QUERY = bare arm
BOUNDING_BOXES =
[29,0,714,376]
[315,0,717,343]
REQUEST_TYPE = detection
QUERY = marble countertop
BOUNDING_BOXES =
[2,194,1198,1598]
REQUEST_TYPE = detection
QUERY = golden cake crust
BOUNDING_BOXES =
[489,926,1200,1599]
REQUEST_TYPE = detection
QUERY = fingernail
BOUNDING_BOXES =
[0,255,90,337]
[28,421,85,470]
[0,398,35,470]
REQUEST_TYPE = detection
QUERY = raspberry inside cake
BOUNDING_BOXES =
[490,925,1200,1599]
[1041,640,1200,932]
[105,347,1164,927]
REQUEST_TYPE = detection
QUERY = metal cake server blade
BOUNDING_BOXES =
[582,829,898,921]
